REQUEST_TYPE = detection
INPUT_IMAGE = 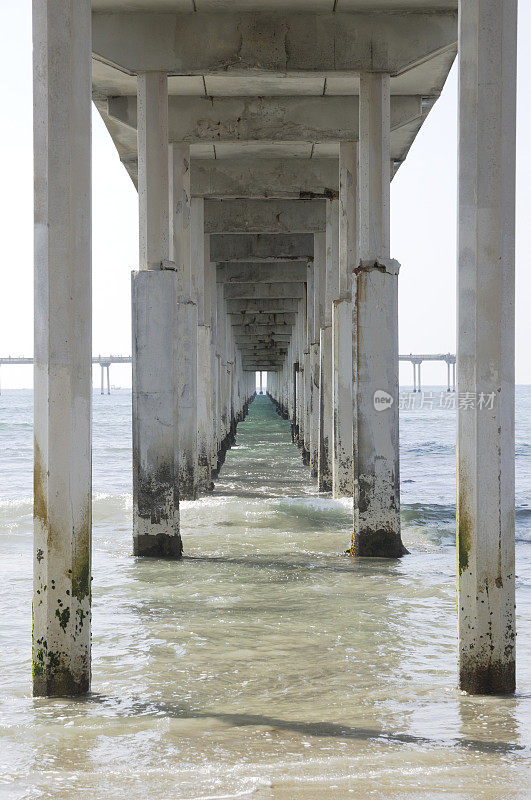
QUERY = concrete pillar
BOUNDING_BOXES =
[332,142,357,497]
[193,199,212,493]
[138,73,169,270]
[170,143,198,500]
[132,272,181,557]
[457,0,517,695]
[33,0,92,696]
[169,143,191,294]
[352,73,405,557]
[303,262,314,464]
[310,234,325,478]
[318,199,338,491]
[133,71,182,555]
[177,301,199,500]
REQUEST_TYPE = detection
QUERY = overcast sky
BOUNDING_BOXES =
[0,2,529,389]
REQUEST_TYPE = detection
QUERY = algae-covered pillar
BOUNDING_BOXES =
[132,72,181,558]
[32,0,92,695]
[352,73,405,558]
[457,0,517,694]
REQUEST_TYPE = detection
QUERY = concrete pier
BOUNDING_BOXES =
[457,0,517,694]
[32,0,92,697]
[31,0,518,697]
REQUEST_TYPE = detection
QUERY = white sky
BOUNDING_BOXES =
[0,2,529,389]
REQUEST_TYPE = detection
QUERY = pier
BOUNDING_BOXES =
[30,0,516,699]
[0,353,456,394]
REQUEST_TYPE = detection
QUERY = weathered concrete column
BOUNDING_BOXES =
[33,0,92,696]
[132,272,182,556]
[197,222,213,492]
[352,73,405,557]
[139,73,169,270]
[318,198,338,491]
[332,142,357,497]
[303,263,314,464]
[457,0,517,694]
[133,71,182,557]
[170,144,198,500]
[310,234,325,478]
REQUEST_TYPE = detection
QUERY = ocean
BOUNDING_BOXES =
[0,388,530,799]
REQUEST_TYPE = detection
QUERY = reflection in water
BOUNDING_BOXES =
[0,394,530,799]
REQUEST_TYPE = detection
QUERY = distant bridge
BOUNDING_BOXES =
[0,355,132,394]
[399,353,456,392]
[1,353,456,394]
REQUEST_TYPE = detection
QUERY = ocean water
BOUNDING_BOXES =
[0,388,530,799]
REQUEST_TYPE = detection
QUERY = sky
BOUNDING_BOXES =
[0,2,530,389]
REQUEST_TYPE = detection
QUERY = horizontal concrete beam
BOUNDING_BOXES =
[238,345,288,353]
[232,324,294,336]
[119,156,338,197]
[217,263,308,283]
[229,313,296,325]
[223,282,304,300]
[194,161,337,200]
[234,334,292,343]
[205,199,325,234]
[226,298,300,314]
[92,11,457,76]
[211,233,314,262]
[108,95,422,143]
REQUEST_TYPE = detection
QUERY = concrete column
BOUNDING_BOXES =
[310,234,325,478]
[169,142,191,294]
[138,73,169,270]
[332,142,357,497]
[457,0,517,695]
[132,272,181,557]
[33,0,92,696]
[193,199,212,492]
[317,199,338,491]
[177,301,199,500]
[133,71,183,553]
[303,262,314,464]
[352,73,405,557]
[169,143,198,500]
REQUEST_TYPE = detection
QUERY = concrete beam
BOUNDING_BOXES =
[210,234,314,262]
[205,199,325,234]
[223,282,304,300]
[92,11,457,76]
[193,160,337,200]
[232,325,294,337]
[229,313,296,326]
[234,335,292,344]
[108,95,423,143]
[226,298,300,314]
[217,263,308,284]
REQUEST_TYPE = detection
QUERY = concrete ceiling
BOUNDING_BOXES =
[92,1,456,10]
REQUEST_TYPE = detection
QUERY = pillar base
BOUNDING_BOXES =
[352,528,408,558]
[33,671,90,699]
[133,533,183,559]
[459,659,516,696]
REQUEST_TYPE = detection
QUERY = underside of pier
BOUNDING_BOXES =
[32,0,516,698]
